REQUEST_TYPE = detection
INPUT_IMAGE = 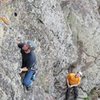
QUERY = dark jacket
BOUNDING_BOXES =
[18,43,36,70]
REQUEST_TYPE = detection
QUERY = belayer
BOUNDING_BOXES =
[65,71,82,100]
[16,39,37,90]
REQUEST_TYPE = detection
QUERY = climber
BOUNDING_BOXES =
[65,71,82,100]
[16,39,37,90]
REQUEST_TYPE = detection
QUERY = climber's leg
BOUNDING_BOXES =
[65,86,71,100]
[19,72,26,82]
[73,86,78,100]
[23,70,34,88]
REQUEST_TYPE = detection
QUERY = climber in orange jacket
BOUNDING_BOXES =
[65,71,82,100]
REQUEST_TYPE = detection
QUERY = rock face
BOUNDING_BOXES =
[0,0,100,100]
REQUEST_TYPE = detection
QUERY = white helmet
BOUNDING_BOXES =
[78,71,83,76]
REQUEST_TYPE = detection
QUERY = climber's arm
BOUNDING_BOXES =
[67,79,71,87]
[22,67,28,71]
[67,74,72,88]
[70,84,80,87]
[16,39,24,48]
[19,67,28,73]
[70,80,81,87]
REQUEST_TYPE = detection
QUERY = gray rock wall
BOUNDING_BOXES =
[0,0,100,100]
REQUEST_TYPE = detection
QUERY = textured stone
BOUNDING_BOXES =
[0,0,100,100]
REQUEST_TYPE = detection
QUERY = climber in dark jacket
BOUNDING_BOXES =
[16,39,37,89]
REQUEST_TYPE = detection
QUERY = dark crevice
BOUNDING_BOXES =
[82,50,97,59]
[60,0,70,9]
[98,6,100,14]
[14,12,17,17]
[37,18,44,24]
[77,40,84,65]
[79,86,89,95]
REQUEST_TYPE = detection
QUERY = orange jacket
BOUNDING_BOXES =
[67,73,81,85]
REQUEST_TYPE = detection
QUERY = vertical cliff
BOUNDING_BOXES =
[0,0,100,100]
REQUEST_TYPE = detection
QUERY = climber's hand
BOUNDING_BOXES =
[16,39,20,44]
[18,68,22,73]
[69,84,78,88]
[21,67,28,72]
[69,85,73,88]
[68,85,71,88]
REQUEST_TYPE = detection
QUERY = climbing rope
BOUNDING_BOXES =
[0,16,10,25]
[0,0,12,3]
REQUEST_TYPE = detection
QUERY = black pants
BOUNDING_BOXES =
[65,86,78,100]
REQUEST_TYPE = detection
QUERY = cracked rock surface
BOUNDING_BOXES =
[0,0,100,100]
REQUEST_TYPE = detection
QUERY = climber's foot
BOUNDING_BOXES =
[26,86,32,91]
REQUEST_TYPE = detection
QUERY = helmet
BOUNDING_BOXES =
[26,40,36,50]
[78,71,83,76]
